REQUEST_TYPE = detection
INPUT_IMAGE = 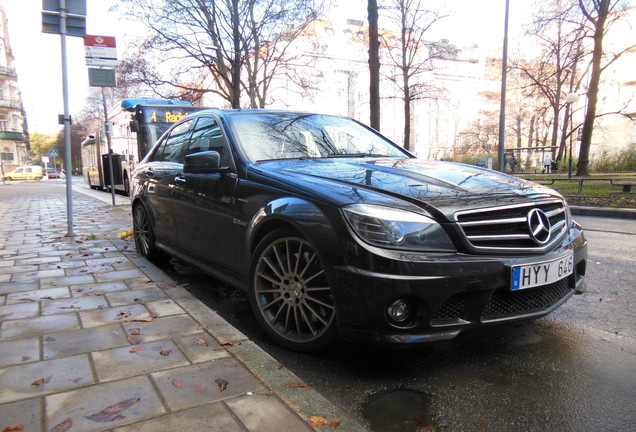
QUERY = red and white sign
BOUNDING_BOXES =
[84,35,117,67]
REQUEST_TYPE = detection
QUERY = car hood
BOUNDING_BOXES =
[254,158,562,218]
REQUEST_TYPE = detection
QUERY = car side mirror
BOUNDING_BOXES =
[184,151,225,174]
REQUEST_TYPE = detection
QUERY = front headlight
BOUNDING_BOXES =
[342,204,456,252]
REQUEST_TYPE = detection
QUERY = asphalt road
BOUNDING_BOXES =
[164,214,636,432]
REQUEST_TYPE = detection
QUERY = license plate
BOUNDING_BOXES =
[511,252,574,291]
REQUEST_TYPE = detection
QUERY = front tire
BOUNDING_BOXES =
[249,229,337,352]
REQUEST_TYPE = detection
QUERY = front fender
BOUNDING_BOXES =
[245,196,345,267]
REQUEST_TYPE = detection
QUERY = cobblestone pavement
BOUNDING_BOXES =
[0,181,363,432]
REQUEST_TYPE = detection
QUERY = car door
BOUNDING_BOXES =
[170,115,239,274]
[140,119,194,248]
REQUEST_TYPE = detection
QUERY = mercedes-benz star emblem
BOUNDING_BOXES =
[527,208,551,244]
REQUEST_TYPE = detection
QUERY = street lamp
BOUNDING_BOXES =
[566,92,579,179]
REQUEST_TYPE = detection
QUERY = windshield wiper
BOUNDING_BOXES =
[327,153,390,158]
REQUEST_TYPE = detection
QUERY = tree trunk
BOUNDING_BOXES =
[577,0,608,176]
[368,0,380,130]
[231,0,241,108]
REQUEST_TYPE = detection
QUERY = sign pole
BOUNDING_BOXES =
[101,86,116,205]
[60,0,74,237]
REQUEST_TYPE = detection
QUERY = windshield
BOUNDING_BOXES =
[227,113,410,162]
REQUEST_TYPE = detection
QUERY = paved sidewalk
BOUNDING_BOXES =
[0,182,364,432]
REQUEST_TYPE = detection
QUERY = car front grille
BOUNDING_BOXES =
[481,278,572,321]
[454,200,568,253]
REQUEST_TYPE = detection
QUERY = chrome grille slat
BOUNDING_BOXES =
[454,200,568,253]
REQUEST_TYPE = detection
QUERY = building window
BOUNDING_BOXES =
[1,152,14,163]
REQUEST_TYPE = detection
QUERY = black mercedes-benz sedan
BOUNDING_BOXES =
[130,110,587,352]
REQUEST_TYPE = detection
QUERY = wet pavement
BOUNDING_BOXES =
[0,180,364,432]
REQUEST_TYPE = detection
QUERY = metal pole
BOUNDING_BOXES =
[568,114,573,179]
[60,0,74,237]
[101,86,116,205]
[497,0,510,172]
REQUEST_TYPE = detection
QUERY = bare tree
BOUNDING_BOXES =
[576,0,635,175]
[118,0,318,109]
[380,0,451,151]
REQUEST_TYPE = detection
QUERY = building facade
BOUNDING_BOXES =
[0,5,28,175]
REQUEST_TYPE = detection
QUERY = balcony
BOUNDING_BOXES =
[0,98,22,110]
[0,66,17,78]
[0,131,26,141]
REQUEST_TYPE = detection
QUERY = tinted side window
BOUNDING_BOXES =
[156,119,193,163]
[181,117,229,166]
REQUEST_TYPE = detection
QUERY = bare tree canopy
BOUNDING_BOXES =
[118,0,319,108]
[380,0,451,151]
[577,0,635,176]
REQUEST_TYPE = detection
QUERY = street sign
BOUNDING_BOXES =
[49,149,59,157]
[42,0,86,38]
[85,35,117,67]
[88,68,117,87]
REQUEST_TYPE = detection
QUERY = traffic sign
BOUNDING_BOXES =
[49,149,59,157]
[84,35,117,67]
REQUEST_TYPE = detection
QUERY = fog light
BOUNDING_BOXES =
[387,299,410,323]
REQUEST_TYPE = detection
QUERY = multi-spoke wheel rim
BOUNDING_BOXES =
[253,237,335,344]
[133,205,151,256]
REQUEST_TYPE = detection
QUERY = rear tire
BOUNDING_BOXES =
[133,203,163,262]
[249,229,338,352]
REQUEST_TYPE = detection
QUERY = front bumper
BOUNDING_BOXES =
[329,226,587,345]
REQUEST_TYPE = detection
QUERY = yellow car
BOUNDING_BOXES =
[3,165,43,181]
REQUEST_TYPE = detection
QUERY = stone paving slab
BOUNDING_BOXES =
[79,303,150,328]
[121,314,203,343]
[0,314,80,340]
[0,397,43,432]
[92,340,190,382]
[226,393,314,431]
[41,295,108,315]
[151,357,265,411]
[5,287,71,304]
[45,376,166,432]
[105,287,168,306]
[42,323,129,359]
[0,302,40,320]
[0,337,39,368]
[111,403,245,432]
[0,354,94,404]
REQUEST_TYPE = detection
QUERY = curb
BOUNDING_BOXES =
[570,206,636,219]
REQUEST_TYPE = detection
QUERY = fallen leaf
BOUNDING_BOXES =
[115,309,131,320]
[59,305,80,310]
[31,375,52,386]
[159,349,172,356]
[44,336,56,342]
[215,378,229,391]
[171,378,183,388]
[286,383,308,388]
[2,425,25,432]
[307,416,329,427]
[194,338,208,346]
[84,397,141,422]
[48,418,72,432]
[0,312,14,320]
[330,418,342,429]
[194,386,208,394]
[71,377,82,383]
[21,356,32,361]
[125,317,154,323]
[134,298,145,305]
[127,336,141,345]
[128,328,141,335]
[129,346,146,353]
[40,296,54,300]
[220,341,237,348]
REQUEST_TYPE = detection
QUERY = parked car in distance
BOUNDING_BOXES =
[46,168,61,179]
[131,109,588,352]
[3,165,43,181]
